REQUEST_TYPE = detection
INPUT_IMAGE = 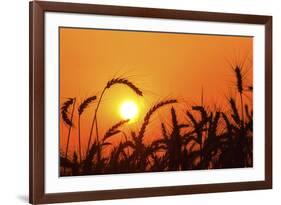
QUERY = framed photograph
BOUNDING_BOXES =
[29,1,272,204]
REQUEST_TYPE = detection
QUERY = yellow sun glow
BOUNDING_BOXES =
[119,100,139,121]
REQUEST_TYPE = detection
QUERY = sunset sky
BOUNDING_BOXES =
[59,27,253,156]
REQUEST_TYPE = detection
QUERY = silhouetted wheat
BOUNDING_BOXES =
[72,152,79,175]
[245,104,252,122]
[78,96,97,115]
[103,119,129,142]
[106,78,143,96]
[138,99,177,139]
[82,142,98,174]
[60,98,76,174]
[234,65,245,124]
[235,66,243,94]
[61,98,75,126]
[77,96,97,162]
[229,97,240,125]
[86,78,143,156]
[186,105,209,165]
[60,69,253,176]
[161,123,168,137]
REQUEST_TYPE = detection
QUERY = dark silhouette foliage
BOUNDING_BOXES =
[60,74,253,176]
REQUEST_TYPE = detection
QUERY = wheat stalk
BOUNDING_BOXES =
[235,66,243,94]
[161,123,168,137]
[61,98,76,174]
[234,65,245,124]
[138,99,177,139]
[229,97,240,124]
[103,119,129,142]
[106,78,143,96]
[77,96,97,163]
[61,98,75,127]
[86,78,143,156]
[78,96,97,115]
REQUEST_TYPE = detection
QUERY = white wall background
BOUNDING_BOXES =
[0,0,279,204]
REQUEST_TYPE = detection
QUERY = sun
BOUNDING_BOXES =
[119,100,139,121]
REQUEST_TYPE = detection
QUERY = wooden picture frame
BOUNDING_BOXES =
[29,1,272,204]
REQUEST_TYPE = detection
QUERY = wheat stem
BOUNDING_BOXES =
[86,78,142,156]
[78,115,82,163]
[240,93,244,126]
[77,96,96,160]
[63,98,76,174]
[138,99,177,139]
[86,88,106,155]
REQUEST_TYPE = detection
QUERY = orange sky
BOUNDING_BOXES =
[59,27,253,156]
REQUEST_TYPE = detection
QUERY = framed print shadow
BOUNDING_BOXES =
[29,1,272,204]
